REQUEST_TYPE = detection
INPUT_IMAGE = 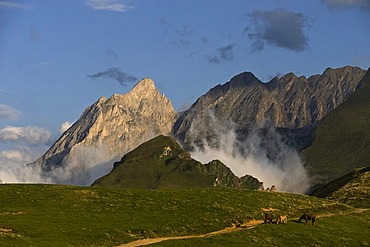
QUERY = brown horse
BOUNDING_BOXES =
[299,214,316,225]
[276,215,288,224]
[264,213,274,224]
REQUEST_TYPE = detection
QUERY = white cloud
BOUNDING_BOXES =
[0,104,21,120]
[59,121,73,134]
[85,0,133,12]
[0,1,31,9]
[1,149,29,162]
[0,143,116,185]
[0,126,51,145]
[0,146,49,183]
[188,111,310,193]
[50,144,117,185]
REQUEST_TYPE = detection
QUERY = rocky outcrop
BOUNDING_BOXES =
[174,66,366,147]
[31,78,177,185]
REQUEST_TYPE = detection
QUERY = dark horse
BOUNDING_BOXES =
[299,214,316,225]
[264,213,274,224]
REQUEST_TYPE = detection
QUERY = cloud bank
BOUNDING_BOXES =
[0,146,48,183]
[0,104,21,120]
[246,8,311,52]
[0,143,117,185]
[88,67,138,86]
[85,0,133,12]
[0,126,51,145]
[48,144,117,185]
[189,111,310,193]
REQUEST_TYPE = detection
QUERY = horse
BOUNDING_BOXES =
[276,215,288,224]
[299,213,316,225]
[264,213,274,224]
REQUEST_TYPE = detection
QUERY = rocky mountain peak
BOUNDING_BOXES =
[127,78,159,100]
[31,78,177,185]
[131,78,156,93]
[174,66,366,145]
[229,72,261,88]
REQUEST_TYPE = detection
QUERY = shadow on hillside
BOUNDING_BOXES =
[290,220,304,224]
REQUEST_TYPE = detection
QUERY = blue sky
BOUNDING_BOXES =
[0,0,369,179]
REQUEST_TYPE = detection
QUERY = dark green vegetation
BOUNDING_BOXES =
[0,185,354,247]
[302,68,370,185]
[311,165,370,208]
[93,135,261,190]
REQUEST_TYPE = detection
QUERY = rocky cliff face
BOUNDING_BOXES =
[174,66,366,146]
[31,78,177,185]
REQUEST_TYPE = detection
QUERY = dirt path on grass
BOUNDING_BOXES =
[117,219,264,247]
[117,208,369,247]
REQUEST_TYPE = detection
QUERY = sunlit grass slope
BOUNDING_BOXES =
[311,165,370,208]
[0,185,351,246]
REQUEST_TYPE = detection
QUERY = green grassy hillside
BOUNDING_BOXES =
[302,68,370,185]
[0,185,353,246]
[92,135,261,190]
[311,165,370,208]
[152,210,370,246]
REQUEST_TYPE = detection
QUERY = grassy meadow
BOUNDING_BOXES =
[0,184,366,246]
[153,210,370,246]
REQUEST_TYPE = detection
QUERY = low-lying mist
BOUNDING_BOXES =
[189,112,310,193]
[1,110,310,193]
[0,144,118,186]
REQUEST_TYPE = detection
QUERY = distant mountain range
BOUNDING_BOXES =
[174,66,365,149]
[28,66,369,192]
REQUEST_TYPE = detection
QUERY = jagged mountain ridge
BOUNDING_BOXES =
[92,135,263,190]
[174,66,366,146]
[302,68,370,185]
[31,78,177,184]
[30,66,367,187]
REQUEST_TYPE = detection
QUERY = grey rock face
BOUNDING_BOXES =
[174,66,366,146]
[31,78,177,184]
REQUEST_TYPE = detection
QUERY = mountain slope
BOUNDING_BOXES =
[92,135,262,190]
[310,165,370,208]
[31,78,177,185]
[302,68,370,185]
[174,66,365,147]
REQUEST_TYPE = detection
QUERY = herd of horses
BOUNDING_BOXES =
[264,213,316,225]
